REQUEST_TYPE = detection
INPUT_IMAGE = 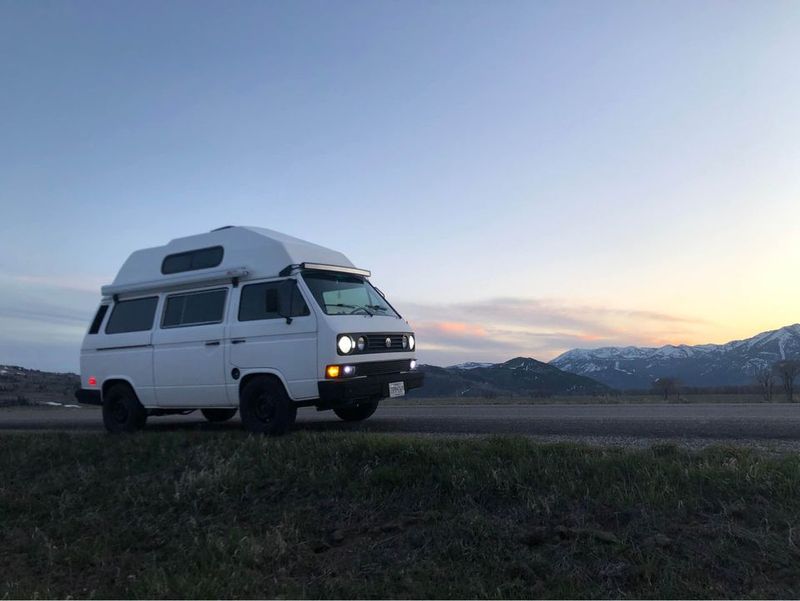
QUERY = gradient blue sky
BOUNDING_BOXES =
[2,1,800,372]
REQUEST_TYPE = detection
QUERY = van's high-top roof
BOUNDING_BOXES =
[102,226,364,298]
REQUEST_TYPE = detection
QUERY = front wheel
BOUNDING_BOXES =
[239,377,296,436]
[102,384,147,433]
[333,400,379,422]
[201,408,237,423]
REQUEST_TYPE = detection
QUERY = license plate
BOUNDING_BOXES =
[388,381,405,398]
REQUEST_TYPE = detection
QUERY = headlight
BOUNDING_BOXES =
[337,335,355,354]
[408,334,415,350]
[357,336,366,352]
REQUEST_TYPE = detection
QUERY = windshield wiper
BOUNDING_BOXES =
[324,303,374,316]
[367,305,389,313]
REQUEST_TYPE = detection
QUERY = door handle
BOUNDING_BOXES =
[231,339,246,344]
[205,340,220,346]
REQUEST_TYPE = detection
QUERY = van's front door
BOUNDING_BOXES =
[152,287,229,407]
[228,279,318,400]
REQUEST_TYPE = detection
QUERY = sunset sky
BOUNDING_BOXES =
[2,1,800,371]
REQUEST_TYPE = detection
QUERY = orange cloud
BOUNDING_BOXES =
[430,321,489,337]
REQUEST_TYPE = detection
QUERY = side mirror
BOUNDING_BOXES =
[278,279,297,324]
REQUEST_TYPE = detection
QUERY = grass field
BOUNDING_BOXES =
[2,432,800,598]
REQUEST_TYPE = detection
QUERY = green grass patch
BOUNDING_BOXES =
[2,432,800,598]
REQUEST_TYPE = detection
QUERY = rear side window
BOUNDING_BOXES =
[162,289,227,328]
[88,305,109,334]
[238,281,310,322]
[105,297,158,334]
[162,246,224,275]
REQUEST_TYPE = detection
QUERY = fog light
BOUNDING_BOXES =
[410,360,418,370]
[343,365,356,376]
[326,365,340,378]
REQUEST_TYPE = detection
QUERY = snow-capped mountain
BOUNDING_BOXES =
[449,362,495,370]
[412,357,612,398]
[550,324,800,389]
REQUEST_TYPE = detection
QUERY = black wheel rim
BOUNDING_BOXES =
[254,392,276,423]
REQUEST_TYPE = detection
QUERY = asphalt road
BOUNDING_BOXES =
[4,403,800,442]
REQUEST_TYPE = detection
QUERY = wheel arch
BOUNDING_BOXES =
[101,377,139,402]
[238,371,290,402]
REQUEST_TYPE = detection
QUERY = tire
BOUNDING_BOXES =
[239,377,296,436]
[102,383,147,433]
[333,400,379,422]
[201,408,238,423]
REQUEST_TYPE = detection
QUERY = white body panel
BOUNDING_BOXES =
[152,320,229,406]
[83,334,157,406]
[79,226,417,409]
[226,278,319,400]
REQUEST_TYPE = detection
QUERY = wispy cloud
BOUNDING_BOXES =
[0,269,709,374]
[8,274,108,294]
[0,273,100,371]
[402,297,708,366]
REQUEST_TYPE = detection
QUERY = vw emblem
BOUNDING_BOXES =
[385,337,392,348]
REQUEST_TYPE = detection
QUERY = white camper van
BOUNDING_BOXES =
[76,226,423,434]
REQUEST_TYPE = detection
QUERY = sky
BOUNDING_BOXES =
[1,0,800,372]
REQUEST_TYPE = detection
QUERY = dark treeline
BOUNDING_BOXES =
[624,384,763,396]
[642,359,800,402]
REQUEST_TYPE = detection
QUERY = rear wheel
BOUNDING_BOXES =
[102,383,147,433]
[334,400,379,422]
[201,408,237,423]
[239,377,296,436]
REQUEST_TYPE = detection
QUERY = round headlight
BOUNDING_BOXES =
[402,335,409,349]
[357,336,366,352]
[408,334,415,350]
[337,335,354,354]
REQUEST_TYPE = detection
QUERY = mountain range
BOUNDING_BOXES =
[412,357,612,398]
[551,323,800,390]
[3,324,798,402]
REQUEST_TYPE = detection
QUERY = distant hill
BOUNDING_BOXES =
[551,324,800,390]
[411,357,613,398]
[0,365,80,407]
[2,358,611,405]
[10,324,799,404]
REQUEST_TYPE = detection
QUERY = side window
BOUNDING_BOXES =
[161,246,224,275]
[290,285,311,318]
[105,297,158,334]
[88,304,109,334]
[238,281,310,322]
[162,289,227,328]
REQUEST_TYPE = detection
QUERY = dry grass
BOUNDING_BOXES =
[2,432,800,598]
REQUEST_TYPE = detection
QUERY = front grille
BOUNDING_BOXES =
[353,359,413,377]
[365,333,406,353]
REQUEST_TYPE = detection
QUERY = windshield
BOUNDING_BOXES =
[302,271,400,317]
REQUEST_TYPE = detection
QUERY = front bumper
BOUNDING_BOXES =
[317,370,424,408]
[75,388,102,405]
